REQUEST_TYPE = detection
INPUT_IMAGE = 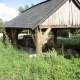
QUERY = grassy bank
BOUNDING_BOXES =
[46,38,80,55]
[0,41,80,80]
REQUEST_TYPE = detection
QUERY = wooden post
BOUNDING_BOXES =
[10,28,18,48]
[5,28,23,48]
[42,28,51,45]
[30,29,36,46]
[12,33,18,48]
[35,27,42,56]
[52,29,58,49]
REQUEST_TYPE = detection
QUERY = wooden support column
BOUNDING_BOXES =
[10,28,18,48]
[30,29,36,46]
[52,29,58,49]
[6,28,23,48]
[35,27,42,56]
[42,28,51,45]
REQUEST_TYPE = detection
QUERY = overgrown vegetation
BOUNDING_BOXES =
[0,19,5,33]
[59,30,70,38]
[0,38,80,80]
[45,38,80,56]
[57,39,80,55]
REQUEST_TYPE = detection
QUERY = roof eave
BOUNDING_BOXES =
[73,0,80,9]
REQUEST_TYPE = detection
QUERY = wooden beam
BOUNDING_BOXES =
[35,27,42,56]
[42,28,51,45]
[42,25,80,29]
[30,29,36,46]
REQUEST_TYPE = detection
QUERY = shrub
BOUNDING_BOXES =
[59,30,69,38]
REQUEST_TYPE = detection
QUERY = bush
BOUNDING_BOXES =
[59,30,69,38]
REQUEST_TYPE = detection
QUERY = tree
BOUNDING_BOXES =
[18,6,25,13]
[0,19,5,32]
[31,3,34,7]
[25,4,29,10]
[70,28,80,35]
[18,3,34,13]
[0,19,4,26]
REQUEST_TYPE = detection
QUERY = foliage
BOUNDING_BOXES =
[0,19,5,33]
[0,19,4,26]
[31,3,34,7]
[57,39,80,55]
[45,37,80,57]
[21,29,29,34]
[0,38,80,80]
[18,6,25,13]
[49,31,53,35]
[59,30,69,38]
[18,3,34,13]
[70,34,80,38]
[70,28,76,34]
[70,28,80,35]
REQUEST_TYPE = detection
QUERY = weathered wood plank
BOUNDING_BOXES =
[42,25,80,28]
[42,0,80,27]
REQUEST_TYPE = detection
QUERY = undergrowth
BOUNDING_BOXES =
[0,39,80,80]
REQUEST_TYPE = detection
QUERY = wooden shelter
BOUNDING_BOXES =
[3,0,80,56]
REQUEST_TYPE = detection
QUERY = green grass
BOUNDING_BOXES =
[46,38,80,55]
[0,40,80,80]
[70,34,80,39]
[48,37,80,46]
[57,39,80,45]
[57,39,80,55]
